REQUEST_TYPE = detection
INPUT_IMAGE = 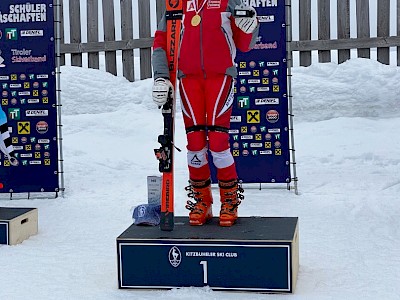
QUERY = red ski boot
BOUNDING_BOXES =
[185,178,213,226]
[218,179,244,227]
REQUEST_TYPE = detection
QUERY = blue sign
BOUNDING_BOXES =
[211,0,290,183]
[119,241,292,292]
[0,0,59,193]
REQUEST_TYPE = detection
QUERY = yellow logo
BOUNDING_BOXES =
[45,159,50,165]
[18,122,30,134]
[25,145,32,151]
[240,62,246,68]
[35,152,41,158]
[253,70,260,76]
[2,99,8,105]
[275,149,282,155]
[11,74,17,80]
[265,142,272,148]
[262,78,269,84]
[233,87,237,94]
[33,90,39,96]
[42,97,49,103]
[247,110,260,123]
[241,126,247,133]
[24,82,30,89]
[273,85,279,92]
[12,137,18,144]
[255,134,262,140]
[4,160,10,167]
[233,150,240,157]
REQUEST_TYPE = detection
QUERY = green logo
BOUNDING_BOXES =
[8,108,20,120]
[5,28,18,40]
[237,96,250,109]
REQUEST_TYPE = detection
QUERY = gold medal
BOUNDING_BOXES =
[191,14,201,27]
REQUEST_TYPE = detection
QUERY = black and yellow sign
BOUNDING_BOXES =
[247,110,260,123]
[18,122,30,134]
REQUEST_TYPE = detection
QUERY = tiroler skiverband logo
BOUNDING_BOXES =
[168,246,182,267]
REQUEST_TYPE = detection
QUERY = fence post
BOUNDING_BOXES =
[377,0,390,65]
[337,0,350,63]
[318,0,331,63]
[156,0,166,26]
[121,0,135,82]
[299,0,312,66]
[356,0,370,59]
[69,0,82,67]
[138,0,152,80]
[87,0,99,70]
[102,0,117,75]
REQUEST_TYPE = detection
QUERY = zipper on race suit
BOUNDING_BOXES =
[200,10,206,78]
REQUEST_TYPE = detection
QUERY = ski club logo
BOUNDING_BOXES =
[168,0,180,9]
[168,246,182,268]
[266,110,279,123]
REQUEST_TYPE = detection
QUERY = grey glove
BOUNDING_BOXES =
[234,6,258,34]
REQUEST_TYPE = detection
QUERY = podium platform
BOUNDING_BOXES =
[117,216,299,293]
[0,207,38,245]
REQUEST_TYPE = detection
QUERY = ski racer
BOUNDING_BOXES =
[152,0,259,226]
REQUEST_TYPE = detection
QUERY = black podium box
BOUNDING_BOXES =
[0,207,38,245]
[117,217,299,293]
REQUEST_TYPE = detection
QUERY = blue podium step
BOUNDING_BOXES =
[117,216,299,293]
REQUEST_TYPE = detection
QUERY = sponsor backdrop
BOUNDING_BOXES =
[0,0,59,193]
[211,0,290,183]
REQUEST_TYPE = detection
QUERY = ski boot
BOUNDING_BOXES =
[219,179,244,227]
[185,178,213,226]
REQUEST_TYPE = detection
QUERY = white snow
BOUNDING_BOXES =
[1,57,400,299]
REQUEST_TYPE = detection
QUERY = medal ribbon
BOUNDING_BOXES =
[194,0,208,15]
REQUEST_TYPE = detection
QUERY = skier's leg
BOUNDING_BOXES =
[179,76,213,225]
[205,75,243,226]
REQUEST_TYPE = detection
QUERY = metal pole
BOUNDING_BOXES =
[286,0,299,195]
[55,0,65,196]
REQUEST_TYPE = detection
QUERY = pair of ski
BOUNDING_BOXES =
[154,0,183,231]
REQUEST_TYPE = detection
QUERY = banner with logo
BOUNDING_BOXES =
[211,0,290,183]
[0,0,59,193]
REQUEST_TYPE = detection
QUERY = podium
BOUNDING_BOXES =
[117,217,299,293]
[0,207,38,245]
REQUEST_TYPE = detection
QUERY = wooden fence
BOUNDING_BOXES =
[59,0,400,82]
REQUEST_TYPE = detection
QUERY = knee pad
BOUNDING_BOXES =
[187,147,208,168]
[210,149,234,169]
